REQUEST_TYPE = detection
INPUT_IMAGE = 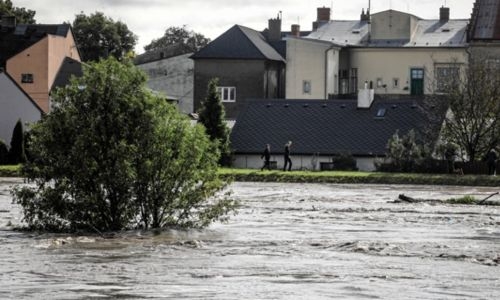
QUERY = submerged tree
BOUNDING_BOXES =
[440,55,500,162]
[198,78,231,166]
[13,58,236,232]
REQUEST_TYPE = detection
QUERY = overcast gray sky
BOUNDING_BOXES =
[15,0,474,53]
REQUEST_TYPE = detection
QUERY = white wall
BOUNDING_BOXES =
[233,154,377,171]
[0,73,42,144]
[136,53,194,114]
[286,38,339,99]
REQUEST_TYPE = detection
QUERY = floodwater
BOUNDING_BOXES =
[1,179,499,300]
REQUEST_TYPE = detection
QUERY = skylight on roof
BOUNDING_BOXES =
[376,108,386,118]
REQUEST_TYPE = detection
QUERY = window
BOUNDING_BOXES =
[393,78,399,88]
[302,80,311,94]
[349,68,358,93]
[435,65,459,92]
[376,78,383,88]
[21,73,33,83]
[339,69,349,94]
[376,108,386,118]
[217,86,236,102]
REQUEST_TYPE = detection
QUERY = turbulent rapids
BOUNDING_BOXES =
[1,179,499,299]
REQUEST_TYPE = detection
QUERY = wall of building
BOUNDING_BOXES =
[136,53,194,114]
[7,37,49,112]
[285,38,339,99]
[0,73,42,144]
[348,47,468,95]
[232,154,377,171]
[371,10,418,41]
[193,59,268,119]
[6,31,80,113]
[47,31,81,91]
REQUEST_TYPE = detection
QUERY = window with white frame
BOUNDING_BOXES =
[435,65,460,92]
[217,86,236,102]
[21,73,34,83]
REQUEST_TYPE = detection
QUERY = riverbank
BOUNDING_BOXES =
[218,168,500,187]
[3,165,500,187]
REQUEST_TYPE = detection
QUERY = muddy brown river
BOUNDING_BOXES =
[1,179,499,299]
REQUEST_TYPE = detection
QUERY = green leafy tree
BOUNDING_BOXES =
[13,58,235,232]
[0,139,8,165]
[385,129,425,172]
[198,78,231,166]
[144,25,210,52]
[8,119,26,164]
[72,12,137,62]
[0,0,36,24]
[440,55,500,162]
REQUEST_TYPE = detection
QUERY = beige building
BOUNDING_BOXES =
[285,37,340,99]
[286,6,469,99]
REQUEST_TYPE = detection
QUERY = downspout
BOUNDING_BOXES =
[324,45,336,99]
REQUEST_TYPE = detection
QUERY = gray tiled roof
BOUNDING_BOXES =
[51,57,83,91]
[307,19,468,47]
[191,25,285,62]
[469,0,500,40]
[230,98,445,156]
[0,24,71,67]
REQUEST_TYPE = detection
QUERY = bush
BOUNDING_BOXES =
[12,58,236,232]
[331,153,358,171]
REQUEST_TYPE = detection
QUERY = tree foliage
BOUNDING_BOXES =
[13,58,236,232]
[0,139,8,165]
[0,0,36,24]
[198,78,231,166]
[384,129,427,172]
[8,119,26,164]
[72,12,137,62]
[144,25,210,52]
[440,55,500,162]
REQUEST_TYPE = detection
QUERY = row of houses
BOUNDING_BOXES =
[2,1,500,171]
[135,1,500,171]
[0,15,82,144]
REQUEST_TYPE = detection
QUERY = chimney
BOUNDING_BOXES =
[317,7,331,21]
[268,14,282,42]
[1,15,16,28]
[313,7,331,30]
[291,24,300,37]
[361,8,370,22]
[440,6,450,22]
[357,81,375,109]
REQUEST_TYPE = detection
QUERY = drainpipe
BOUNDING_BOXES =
[324,45,336,99]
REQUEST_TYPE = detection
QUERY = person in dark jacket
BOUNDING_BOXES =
[487,149,498,175]
[283,141,292,171]
[261,144,271,171]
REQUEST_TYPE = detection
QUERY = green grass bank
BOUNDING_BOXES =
[3,165,500,187]
[218,168,500,187]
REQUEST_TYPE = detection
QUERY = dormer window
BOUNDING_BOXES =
[21,73,34,83]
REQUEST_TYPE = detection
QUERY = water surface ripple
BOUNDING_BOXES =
[1,180,499,299]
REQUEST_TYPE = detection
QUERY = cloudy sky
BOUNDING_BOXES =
[14,0,474,53]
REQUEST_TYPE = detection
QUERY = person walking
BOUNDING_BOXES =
[487,148,498,175]
[283,141,292,171]
[261,144,271,171]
